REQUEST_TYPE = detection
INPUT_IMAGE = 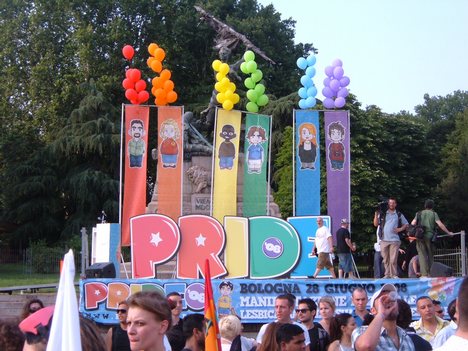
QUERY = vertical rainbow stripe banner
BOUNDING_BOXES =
[156,106,184,220]
[243,114,271,217]
[324,110,350,236]
[294,110,320,215]
[122,105,150,246]
[212,109,242,222]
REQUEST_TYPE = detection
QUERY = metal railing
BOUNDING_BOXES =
[433,230,466,276]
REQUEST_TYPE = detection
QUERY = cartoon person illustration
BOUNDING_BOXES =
[217,281,235,317]
[298,122,318,170]
[327,121,346,171]
[218,124,236,170]
[159,119,180,168]
[128,119,146,168]
[246,126,267,174]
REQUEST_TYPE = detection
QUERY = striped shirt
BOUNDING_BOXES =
[352,325,415,351]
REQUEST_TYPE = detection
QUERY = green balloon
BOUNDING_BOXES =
[246,61,257,74]
[244,77,255,89]
[240,62,249,74]
[244,50,255,62]
[251,69,263,83]
[246,89,258,102]
[246,101,259,113]
[257,94,269,107]
[254,83,265,95]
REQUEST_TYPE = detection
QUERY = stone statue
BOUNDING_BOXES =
[186,165,211,194]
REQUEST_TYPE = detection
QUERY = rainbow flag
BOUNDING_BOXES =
[204,259,221,351]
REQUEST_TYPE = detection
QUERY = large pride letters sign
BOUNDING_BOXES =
[129,214,332,279]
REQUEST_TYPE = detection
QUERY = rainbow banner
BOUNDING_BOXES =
[294,110,320,215]
[204,259,221,351]
[156,106,184,220]
[243,114,271,217]
[324,110,350,236]
[212,109,242,222]
[121,105,150,246]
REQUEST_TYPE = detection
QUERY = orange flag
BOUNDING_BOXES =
[204,259,221,351]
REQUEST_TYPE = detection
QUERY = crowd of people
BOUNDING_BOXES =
[1,277,467,351]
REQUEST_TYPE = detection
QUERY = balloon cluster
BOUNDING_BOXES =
[322,59,350,109]
[147,43,177,106]
[212,59,240,111]
[122,45,149,104]
[296,53,318,109]
[241,51,269,113]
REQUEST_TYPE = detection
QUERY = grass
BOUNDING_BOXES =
[0,263,61,288]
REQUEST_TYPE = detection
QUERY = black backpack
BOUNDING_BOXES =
[407,212,425,239]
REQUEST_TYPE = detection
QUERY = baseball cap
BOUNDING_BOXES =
[369,284,397,308]
[341,218,349,224]
[19,305,54,335]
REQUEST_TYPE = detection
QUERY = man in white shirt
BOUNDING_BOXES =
[311,217,336,278]
[435,276,468,350]
[256,294,310,351]
[432,299,457,348]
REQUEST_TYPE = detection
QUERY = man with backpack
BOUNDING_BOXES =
[373,197,409,278]
[411,199,452,277]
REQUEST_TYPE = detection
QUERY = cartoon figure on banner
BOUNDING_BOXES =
[218,124,237,170]
[128,119,146,168]
[327,121,346,171]
[217,281,236,317]
[298,123,318,170]
[246,126,267,174]
[159,118,180,168]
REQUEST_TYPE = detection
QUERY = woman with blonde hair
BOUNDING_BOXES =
[318,296,336,334]
[219,315,256,351]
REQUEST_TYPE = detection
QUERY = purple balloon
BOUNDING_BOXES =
[325,65,334,77]
[323,98,335,109]
[333,66,344,80]
[337,87,349,98]
[332,58,343,67]
[322,86,334,98]
[335,97,346,108]
[340,76,350,87]
[330,78,340,92]
[323,77,331,87]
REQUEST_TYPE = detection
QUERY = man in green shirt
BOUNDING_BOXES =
[411,199,452,277]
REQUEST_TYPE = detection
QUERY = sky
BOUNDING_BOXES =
[256,0,468,114]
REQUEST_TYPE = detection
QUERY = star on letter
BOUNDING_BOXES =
[150,232,163,247]
[195,233,206,246]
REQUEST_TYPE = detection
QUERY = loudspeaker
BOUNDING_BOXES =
[430,262,453,277]
[85,262,116,278]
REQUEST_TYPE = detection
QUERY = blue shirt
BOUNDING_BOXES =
[352,325,415,351]
[382,211,408,242]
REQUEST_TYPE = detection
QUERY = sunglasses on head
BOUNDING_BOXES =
[295,308,310,314]
[116,309,127,314]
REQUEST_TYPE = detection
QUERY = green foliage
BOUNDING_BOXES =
[272,126,293,216]
[29,240,63,274]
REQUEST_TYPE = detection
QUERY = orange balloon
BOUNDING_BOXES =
[167,91,178,104]
[156,96,167,106]
[148,43,158,56]
[147,57,155,68]
[154,48,166,62]
[155,88,166,99]
[151,60,162,73]
[160,69,171,81]
[163,80,174,92]
[153,77,163,89]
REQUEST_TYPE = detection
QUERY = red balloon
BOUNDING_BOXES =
[135,79,147,93]
[122,78,134,90]
[129,69,141,83]
[122,45,134,60]
[125,68,133,79]
[125,88,138,101]
[138,91,149,104]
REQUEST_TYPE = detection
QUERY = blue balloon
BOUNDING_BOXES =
[298,87,308,99]
[306,96,316,108]
[300,75,312,88]
[298,99,308,109]
[306,54,316,66]
[296,57,308,70]
[305,66,316,78]
[307,86,317,97]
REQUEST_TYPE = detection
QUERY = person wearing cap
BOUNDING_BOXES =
[335,218,356,279]
[311,217,336,279]
[409,296,448,345]
[352,283,415,351]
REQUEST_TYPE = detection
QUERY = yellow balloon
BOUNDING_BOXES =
[215,82,223,92]
[216,92,226,104]
[219,62,230,75]
[223,100,233,110]
[212,59,222,72]
[228,82,236,92]
[224,89,234,100]
[232,93,240,104]
[216,72,225,82]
